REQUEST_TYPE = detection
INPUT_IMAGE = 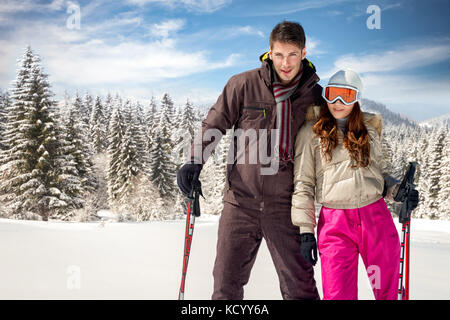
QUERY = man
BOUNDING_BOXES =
[177,21,322,300]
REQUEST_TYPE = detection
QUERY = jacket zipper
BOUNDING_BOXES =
[243,106,266,117]
[355,167,362,208]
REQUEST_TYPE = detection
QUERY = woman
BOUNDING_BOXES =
[291,69,417,300]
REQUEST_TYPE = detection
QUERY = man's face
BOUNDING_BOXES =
[269,41,306,85]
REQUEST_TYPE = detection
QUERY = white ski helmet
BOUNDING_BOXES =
[328,69,363,93]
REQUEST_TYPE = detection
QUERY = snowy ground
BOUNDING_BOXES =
[0,211,449,300]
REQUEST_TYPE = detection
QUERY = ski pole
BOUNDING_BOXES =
[178,178,202,300]
[398,219,411,300]
[394,162,417,300]
[405,220,411,300]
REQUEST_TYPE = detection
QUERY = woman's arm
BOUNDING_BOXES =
[291,123,317,234]
[371,115,401,202]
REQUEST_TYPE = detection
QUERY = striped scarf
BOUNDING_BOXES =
[272,64,303,162]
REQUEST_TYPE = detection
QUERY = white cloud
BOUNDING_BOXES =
[322,42,450,79]
[305,36,324,57]
[126,0,232,13]
[0,0,72,14]
[231,26,264,38]
[0,0,41,13]
[43,37,238,86]
[151,19,185,38]
[244,0,352,17]
[180,0,231,12]
[0,18,240,101]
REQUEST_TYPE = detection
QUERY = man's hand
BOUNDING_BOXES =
[177,163,203,196]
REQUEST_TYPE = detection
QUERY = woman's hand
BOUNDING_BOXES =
[300,233,318,266]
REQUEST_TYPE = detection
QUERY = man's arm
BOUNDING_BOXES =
[190,75,242,164]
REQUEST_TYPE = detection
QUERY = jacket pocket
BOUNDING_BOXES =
[360,166,384,202]
[239,106,267,129]
[321,163,355,205]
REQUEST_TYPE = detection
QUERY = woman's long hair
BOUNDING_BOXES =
[312,101,370,167]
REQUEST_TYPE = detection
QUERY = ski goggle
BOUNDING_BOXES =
[322,85,361,105]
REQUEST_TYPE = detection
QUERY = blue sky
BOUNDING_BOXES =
[0,0,449,120]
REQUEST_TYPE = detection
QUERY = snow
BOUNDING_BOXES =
[0,214,449,300]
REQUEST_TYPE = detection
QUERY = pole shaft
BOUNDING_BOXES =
[404,221,411,300]
[178,201,196,300]
[398,223,406,300]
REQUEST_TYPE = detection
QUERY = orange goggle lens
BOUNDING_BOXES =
[325,86,357,103]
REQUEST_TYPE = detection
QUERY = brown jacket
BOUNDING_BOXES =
[191,54,322,212]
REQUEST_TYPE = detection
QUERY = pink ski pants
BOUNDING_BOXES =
[317,197,400,300]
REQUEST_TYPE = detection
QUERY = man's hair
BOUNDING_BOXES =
[269,20,306,50]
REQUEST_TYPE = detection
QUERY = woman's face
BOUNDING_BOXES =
[327,100,354,119]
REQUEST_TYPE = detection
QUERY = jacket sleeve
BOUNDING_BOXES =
[372,115,401,201]
[291,123,317,234]
[190,75,242,164]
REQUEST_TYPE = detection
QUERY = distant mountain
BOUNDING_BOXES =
[419,113,450,129]
[361,98,417,128]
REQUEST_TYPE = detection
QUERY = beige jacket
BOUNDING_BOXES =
[291,105,398,234]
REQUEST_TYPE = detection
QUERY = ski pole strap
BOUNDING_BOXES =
[188,180,203,217]
[394,162,418,224]
[399,201,410,224]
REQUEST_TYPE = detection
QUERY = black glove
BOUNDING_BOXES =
[382,175,400,198]
[177,163,203,196]
[300,233,318,266]
[407,188,419,211]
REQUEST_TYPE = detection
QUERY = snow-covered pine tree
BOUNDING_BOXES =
[89,95,106,154]
[437,126,450,219]
[133,101,148,169]
[60,90,71,121]
[64,95,97,194]
[173,104,181,131]
[116,123,140,203]
[180,99,196,143]
[415,132,431,218]
[149,110,176,199]
[107,102,124,205]
[82,92,93,126]
[380,133,394,176]
[114,100,143,203]
[0,90,11,152]
[390,131,408,179]
[160,93,175,128]
[103,93,113,139]
[145,96,158,170]
[213,128,231,211]
[423,126,446,219]
[172,99,197,170]
[0,47,83,220]
[52,112,86,221]
[72,91,90,144]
